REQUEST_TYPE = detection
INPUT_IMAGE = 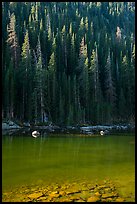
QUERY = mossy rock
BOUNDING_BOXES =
[59,190,66,196]
[75,199,85,202]
[104,187,112,193]
[94,191,101,197]
[72,183,84,191]
[2,180,127,202]
[87,196,100,202]
[105,197,113,202]
[61,185,68,190]
[28,192,43,199]
[49,191,60,198]
[87,184,95,190]
[66,189,81,195]
[80,186,89,191]
[102,192,118,199]
[37,196,48,201]
[59,196,73,202]
[96,185,109,190]
[53,184,60,190]
[80,191,94,200]
[69,193,82,201]
[115,197,125,202]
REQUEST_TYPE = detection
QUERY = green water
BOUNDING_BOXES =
[2,133,135,200]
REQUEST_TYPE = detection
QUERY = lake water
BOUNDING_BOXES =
[2,133,135,201]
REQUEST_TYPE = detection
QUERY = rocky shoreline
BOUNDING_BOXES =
[2,120,135,136]
[2,179,132,202]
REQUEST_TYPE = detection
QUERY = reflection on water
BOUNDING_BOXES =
[2,133,135,200]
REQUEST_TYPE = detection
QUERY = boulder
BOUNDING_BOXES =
[8,121,15,126]
[2,123,9,130]
[28,192,43,199]
[87,196,100,202]
[115,197,125,202]
[102,192,118,199]
[2,121,21,130]
[49,191,60,198]
[23,122,30,127]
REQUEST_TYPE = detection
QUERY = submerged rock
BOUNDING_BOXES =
[87,196,100,202]
[28,192,43,199]
[2,180,132,202]
[94,191,101,197]
[76,199,85,202]
[102,192,118,199]
[115,197,125,202]
[49,191,60,198]
[80,192,93,200]
[106,197,113,202]
[59,191,66,196]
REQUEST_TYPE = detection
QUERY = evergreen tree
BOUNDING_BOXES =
[104,51,116,122]
[48,51,57,122]
[2,2,135,125]
[7,13,20,69]
[6,13,20,119]
[33,37,45,123]
[21,30,33,121]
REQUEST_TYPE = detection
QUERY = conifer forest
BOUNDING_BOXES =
[2,2,135,125]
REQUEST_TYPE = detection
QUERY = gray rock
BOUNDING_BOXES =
[2,121,21,130]
[8,121,15,126]
[2,122,9,129]
[23,122,30,127]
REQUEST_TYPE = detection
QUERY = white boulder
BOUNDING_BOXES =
[32,131,40,138]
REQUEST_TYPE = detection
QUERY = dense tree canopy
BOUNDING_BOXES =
[2,2,135,125]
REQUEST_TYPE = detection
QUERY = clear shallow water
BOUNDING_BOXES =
[2,133,135,200]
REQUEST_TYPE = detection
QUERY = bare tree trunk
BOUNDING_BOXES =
[34,89,38,124]
[40,85,44,122]
[65,42,67,68]
[22,86,25,120]
[116,60,119,80]
[11,104,14,118]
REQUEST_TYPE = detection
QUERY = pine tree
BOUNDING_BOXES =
[8,60,15,119]
[61,25,67,71]
[121,55,133,118]
[21,30,33,121]
[59,87,64,125]
[89,46,103,123]
[76,37,87,121]
[104,51,116,122]
[33,36,45,123]
[105,51,116,104]
[48,51,57,122]
[7,13,20,69]
[2,2,135,124]
[84,57,90,121]
[89,47,99,103]
[6,13,20,119]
